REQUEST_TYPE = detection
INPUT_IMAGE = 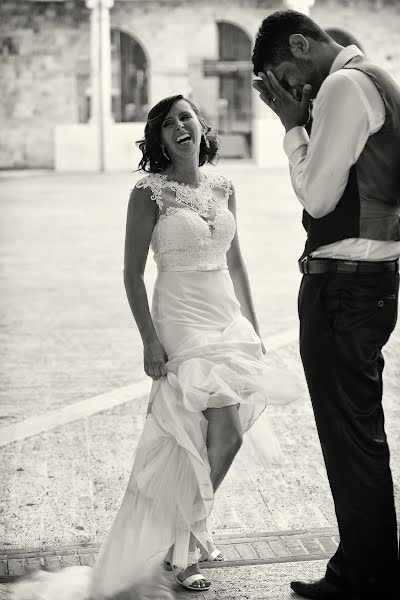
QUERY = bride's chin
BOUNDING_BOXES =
[173,142,199,155]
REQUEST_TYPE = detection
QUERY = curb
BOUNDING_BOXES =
[0,526,338,582]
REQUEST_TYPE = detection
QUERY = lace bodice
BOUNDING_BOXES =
[135,172,236,271]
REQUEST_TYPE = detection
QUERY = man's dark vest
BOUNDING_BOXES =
[301,57,400,259]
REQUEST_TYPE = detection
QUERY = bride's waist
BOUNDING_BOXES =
[157,262,228,273]
[153,266,238,310]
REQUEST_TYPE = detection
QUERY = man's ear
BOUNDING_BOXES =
[288,34,310,58]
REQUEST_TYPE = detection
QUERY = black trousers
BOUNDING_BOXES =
[298,271,399,598]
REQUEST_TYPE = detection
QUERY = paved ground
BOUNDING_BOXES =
[174,560,330,600]
[0,164,303,425]
[0,529,337,599]
[0,164,399,596]
[0,527,340,577]
[0,558,329,599]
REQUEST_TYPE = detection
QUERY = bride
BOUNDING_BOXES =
[8,95,299,599]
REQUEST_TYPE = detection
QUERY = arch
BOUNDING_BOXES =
[187,19,254,158]
[212,16,255,44]
[110,25,151,66]
[216,21,252,60]
[111,28,150,122]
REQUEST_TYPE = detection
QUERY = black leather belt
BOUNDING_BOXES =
[299,257,399,275]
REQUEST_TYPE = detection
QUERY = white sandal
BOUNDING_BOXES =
[173,567,211,592]
[171,548,211,591]
[200,547,226,562]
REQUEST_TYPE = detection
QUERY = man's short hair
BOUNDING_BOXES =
[252,10,330,75]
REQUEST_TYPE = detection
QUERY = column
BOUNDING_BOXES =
[85,0,114,171]
[87,0,100,125]
[98,0,114,126]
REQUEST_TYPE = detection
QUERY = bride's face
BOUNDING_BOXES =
[160,99,203,161]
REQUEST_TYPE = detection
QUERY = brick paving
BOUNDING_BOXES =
[0,526,339,582]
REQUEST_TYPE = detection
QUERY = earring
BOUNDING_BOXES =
[203,132,210,149]
[161,146,170,161]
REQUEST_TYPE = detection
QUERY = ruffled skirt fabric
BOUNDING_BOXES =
[90,269,300,597]
[8,269,301,600]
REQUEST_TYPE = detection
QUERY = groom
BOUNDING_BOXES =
[252,10,400,600]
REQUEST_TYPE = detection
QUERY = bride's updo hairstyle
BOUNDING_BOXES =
[137,94,219,173]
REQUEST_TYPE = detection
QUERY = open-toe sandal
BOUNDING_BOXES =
[200,548,226,562]
[173,567,211,592]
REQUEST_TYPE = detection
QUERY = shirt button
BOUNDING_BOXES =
[378,300,384,308]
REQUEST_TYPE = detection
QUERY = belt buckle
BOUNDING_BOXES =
[340,260,359,273]
[299,257,310,274]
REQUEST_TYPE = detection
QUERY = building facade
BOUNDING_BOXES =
[1,0,400,170]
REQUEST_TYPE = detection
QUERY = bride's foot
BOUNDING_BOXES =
[208,547,225,561]
[174,563,211,591]
[200,542,226,562]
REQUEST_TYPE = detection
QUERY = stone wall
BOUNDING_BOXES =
[0,1,89,168]
[311,0,400,83]
[1,0,400,168]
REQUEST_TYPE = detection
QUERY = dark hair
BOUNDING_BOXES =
[252,10,330,75]
[325,28,364,54]
[136,94,219,173]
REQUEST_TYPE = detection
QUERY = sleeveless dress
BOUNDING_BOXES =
[6,172,301,600]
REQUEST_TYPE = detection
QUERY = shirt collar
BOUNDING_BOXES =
[329,45,364,74]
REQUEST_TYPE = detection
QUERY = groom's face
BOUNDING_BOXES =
[264,59,320,100]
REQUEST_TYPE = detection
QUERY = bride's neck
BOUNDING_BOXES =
[165,158,202,186]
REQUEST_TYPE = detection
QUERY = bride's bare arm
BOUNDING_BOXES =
[124,186,168,380]
[227,185,265,350]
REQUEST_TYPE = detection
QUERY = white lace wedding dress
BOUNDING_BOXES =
[6,172,300,599]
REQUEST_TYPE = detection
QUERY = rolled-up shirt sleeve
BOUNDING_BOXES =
[283,72,374,219]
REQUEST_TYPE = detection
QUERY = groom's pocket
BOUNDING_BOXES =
[324,276,398,346]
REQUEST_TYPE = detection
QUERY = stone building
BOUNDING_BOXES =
[1,0,400,170]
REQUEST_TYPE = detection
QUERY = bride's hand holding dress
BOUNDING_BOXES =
[143,338,168,381]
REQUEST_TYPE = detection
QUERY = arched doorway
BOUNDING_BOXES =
[188,21,253,159]
[111,29,149,122]
[216,22,253,158]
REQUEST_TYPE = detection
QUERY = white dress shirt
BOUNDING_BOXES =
[283,45,400,261]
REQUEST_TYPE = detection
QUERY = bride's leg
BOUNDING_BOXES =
[201,404,242,559]
[171,406,242,576]
[203,404,243,492]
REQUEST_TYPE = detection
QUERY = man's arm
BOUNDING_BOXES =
[283,72,382,219]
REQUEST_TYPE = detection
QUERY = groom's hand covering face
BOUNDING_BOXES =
[252,71,312,133]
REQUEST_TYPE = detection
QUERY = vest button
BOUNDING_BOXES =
[378,300,384,308]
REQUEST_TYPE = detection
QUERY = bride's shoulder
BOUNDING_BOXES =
[207,172,233,198]
[134,172,164,192]
[131,173,165,210]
